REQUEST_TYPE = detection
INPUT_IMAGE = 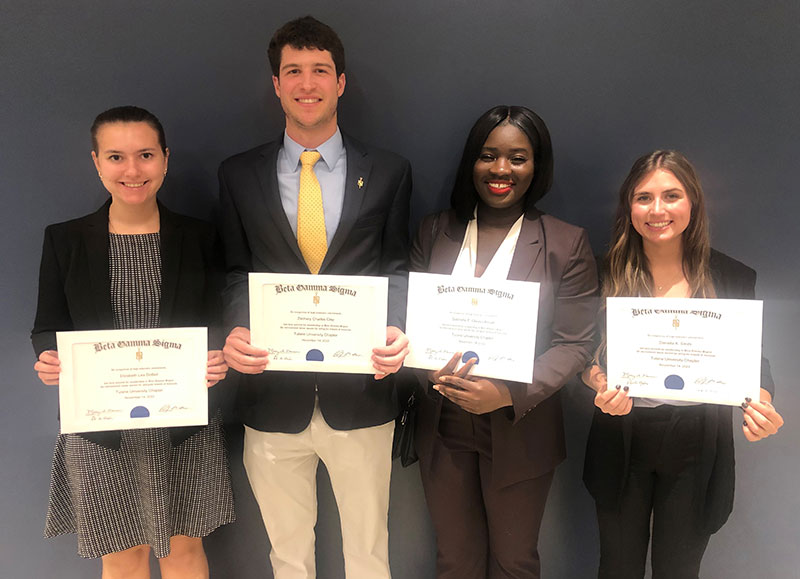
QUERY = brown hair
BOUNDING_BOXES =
[267,16,345,77]
[90,105,166,154]
[603,150,715,300]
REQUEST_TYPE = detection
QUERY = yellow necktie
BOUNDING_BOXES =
[297,150,327,274]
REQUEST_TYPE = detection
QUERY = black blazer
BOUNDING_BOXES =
[582,249,775,533]
[410,208,599,488]
[218,132,412,432]
[31,199,225,449]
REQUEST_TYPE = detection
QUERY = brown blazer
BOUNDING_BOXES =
[410,208,598,488]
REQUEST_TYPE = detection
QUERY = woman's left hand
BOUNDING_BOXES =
[434,360,513,415]
[742,388,784,442]
[206,350,228,387]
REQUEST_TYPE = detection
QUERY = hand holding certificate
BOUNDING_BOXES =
[56,327,208,434]
[249,273,388,374]
[606,297,763,406]
[404,273,540,383]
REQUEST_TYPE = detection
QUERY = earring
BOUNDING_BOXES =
[163,170,167,176]
[98,173,104,181]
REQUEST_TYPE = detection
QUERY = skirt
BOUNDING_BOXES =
[44,411,235,558]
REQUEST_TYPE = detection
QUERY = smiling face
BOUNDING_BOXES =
[472,123,535,210]
[91,121,168,209]
[630,168,692,250]
[273,46,345,147]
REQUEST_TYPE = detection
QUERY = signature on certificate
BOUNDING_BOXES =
[159,404,190,413]
[269,348,301,360]
[425,347,453,360]
[620,371,656,386]
[694,377,727,385]
[332,350,360,359]
[85,408,120,421]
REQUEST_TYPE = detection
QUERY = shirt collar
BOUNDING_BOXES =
[282,128,344,172]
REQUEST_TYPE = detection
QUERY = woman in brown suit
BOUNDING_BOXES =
[410,105,598,578]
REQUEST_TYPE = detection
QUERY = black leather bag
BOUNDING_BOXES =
[392,392,418,467]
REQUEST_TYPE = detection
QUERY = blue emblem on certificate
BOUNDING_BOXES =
[664,375,685,390]
[306,349,325,362]
[462,351,480,364]
[130,406,150,418]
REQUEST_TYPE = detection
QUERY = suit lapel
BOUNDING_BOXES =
[428,213,467,274]
[427,210,543,279]
[255,139,306,265]
[321,135,370,271]
[158,203,181,325]
[507,211,543,282]
[83,201,114,327]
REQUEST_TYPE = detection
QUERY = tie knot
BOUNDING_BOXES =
[300,150,321,168]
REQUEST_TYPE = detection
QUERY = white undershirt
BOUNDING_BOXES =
[451,211,525,279]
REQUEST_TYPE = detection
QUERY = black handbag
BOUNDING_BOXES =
[391,212,441,468]
[392,392,418,467]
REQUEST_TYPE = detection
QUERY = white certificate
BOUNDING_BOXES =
[404,272,540,383]
[606,297,762,406]
[249,273,388,374]
[56,327,208,434]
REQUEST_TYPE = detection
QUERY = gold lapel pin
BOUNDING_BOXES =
[357,177,364,189]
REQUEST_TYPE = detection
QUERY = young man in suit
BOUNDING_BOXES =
[218,15,411,579]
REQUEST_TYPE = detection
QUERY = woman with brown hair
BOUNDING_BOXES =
[582,150,784,578]
[32,106,234,578]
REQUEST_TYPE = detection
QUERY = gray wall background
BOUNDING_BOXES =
[2,1,798,577]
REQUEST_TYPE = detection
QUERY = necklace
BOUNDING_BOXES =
[654,270,685,292]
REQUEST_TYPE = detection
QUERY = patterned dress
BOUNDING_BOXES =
[44,233,234,558]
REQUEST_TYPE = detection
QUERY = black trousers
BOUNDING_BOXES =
[596,404,711,579]
[419,400,554,579]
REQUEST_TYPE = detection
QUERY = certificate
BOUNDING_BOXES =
[249,273,388,374]
[606,297,762,406]
[404,272,540,383]
[56,327,208,434]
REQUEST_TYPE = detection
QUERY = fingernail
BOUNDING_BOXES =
[623,386,629,392]
[741,402,749,409]
[615,385,621,390]
[433,385,440,392]
[745,397,752,403]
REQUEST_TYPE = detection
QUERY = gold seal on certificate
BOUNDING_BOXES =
[404,272,540,383]
[248,273,388,374]
[606,297,763,406]
[56,328,209,434]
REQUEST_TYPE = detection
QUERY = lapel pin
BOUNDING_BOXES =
[357,177,364,189]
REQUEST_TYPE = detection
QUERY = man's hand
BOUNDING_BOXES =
[223,327,269,374]
[371,326,409,379]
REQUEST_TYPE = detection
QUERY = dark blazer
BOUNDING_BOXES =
[218,132,412,433]
[582,249,775,534]
[410,208,598,488]
[31,199,225,449]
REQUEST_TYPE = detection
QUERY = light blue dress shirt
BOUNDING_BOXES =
[277,129,347,247]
